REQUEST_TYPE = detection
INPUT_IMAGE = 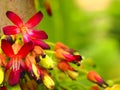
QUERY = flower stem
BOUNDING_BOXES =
[45,50,55,54]
[25,74,30,81]
[46,41,55,46]
[78,68,88,74]
[112,77,120,83]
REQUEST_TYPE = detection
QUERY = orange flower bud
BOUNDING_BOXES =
[87,71,103,83]
[58,61,74,71]
[32,46,45,57]
[58,61,78,80]
[90,85,100,90]
[87,70,108,88]
[55,42,82,63]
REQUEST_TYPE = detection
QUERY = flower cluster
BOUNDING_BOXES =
[0,11,82,90]
[0,11,119,90]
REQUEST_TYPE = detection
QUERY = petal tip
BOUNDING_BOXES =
[38,11,43,17]
[6,11,13,16]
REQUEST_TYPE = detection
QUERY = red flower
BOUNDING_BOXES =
[1,39,33,85]
[55,42,82,64]
[2,11,49,49]
[25,55,54,89]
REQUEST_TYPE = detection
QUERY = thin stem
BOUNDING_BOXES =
[78,68,88,74]
[25,74,30,81]
[45,50,55,54]
[76,82,90,89]
[46,41,55,46]
[112,77,120,83]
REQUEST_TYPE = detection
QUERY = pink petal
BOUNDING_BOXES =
[64,54,82,62]
[6,11,23,26]
[9,69,21,85]
[63,54,76,62]
[25,11,43,28]
[17,41,33,58]
[27,64,32,73]
[6,59,13,71]
[28,30,48,39]
[1,39,14,57]
[32,40,50,49]
[73,55,82,62]
[2,26,20,35]
[23,33,31,43]
[20,59,27,70]
[94,75,104,84]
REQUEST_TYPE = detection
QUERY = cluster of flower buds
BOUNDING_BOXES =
[55,42,82,80]
[0,11,82,90]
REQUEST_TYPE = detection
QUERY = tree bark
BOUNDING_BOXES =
[0,0,35,34]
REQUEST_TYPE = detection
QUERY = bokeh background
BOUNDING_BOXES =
[36,0,120,78]
[35,0,120,89]
[1,0,120,90]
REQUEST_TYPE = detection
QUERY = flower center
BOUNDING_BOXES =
[20,25,29,34]
[12,56,20,71]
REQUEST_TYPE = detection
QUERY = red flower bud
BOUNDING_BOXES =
[87,70,108,88]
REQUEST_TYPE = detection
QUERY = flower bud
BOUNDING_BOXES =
[90,85,100,90]
[67,70,78,80]
[87,70,108,88]
[105,84,120,90]
[39,55,55,69]
[55,42,82,63]
[32,46,45,56]
[43,75,55,89]
[44,0,52,16]
[87,71,103,83]
[0,67,4,84]
[58,61,78,80]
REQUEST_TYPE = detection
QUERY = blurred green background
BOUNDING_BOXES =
[34,0,120,89]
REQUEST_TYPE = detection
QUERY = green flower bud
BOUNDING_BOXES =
[67,70,78,80]
[105,84,120,90]
[43,75,55,89]
[39,55,55,69]
[0,67,4,84]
